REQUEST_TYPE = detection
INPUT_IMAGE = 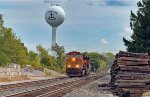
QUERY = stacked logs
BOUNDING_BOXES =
[110,51,150,97]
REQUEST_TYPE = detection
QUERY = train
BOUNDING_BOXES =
[65,51,91,77]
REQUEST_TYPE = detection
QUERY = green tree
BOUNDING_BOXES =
[28,51,41,68]
[37,45,56,69]
[103,52,115,68]
[52,44,66,72]
[82,52,112,72]
[85,52,107,72]
[0,15,10,66]
[0,15,28,66]
[87,52,100,72]
[99,60,107,70]
[123,0,150,54]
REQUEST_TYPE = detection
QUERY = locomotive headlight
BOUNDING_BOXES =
[75,65,80,68]
[67,65,71,68]
[72,57,76,61]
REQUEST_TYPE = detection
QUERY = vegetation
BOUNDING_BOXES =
[0,15,115,73]
[37,44,65,73]
[83,52,115,72]
[0,15,28,67]
[28,51,41,68]
[123,0,150,54]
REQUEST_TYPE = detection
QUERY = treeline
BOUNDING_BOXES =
[82,52,115,72]
[0,15,28,66]
[0,15,66,72]
[0,15,114,73]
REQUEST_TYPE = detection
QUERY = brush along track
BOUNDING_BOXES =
[6,74,104,97]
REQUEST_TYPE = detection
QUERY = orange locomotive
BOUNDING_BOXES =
[66,51,91,77]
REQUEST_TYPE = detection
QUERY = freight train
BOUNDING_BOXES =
[66,51,91,77]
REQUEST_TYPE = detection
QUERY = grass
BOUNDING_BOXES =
[0,75,29,82]
[44,70,52,76]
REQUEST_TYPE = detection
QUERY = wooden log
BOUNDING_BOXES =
[117,57,149,62]
[119,65,150,72]
[118,51,149,56]
[115,75,150,80]
[118,71,150,76]
[118,64,150,67]
[116,51,149,59]
[119,65,150,69]
[116,79,150,83]
[111,51,150,97]
[114,82,147,88]
[117,61,149,66]
[114,87,149,93]
[116,54,149,59]
[123,88,150,94]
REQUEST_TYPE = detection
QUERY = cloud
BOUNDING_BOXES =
[105,0,141,6]
[100,38,109,44]
[124,27,133,34]
[85,0,139,7]
[105,0,130,6]
[43,0,138,7]
[120,27,133,40]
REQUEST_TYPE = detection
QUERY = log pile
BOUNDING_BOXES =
[110,51,150,97]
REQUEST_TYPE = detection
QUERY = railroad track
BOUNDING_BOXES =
[0,73,105,97]
[0,76,69,97]
[0,76,68,92]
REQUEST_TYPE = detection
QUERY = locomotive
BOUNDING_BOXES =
[65,51,91,77]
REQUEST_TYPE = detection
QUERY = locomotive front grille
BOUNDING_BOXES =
[66,68,81,74]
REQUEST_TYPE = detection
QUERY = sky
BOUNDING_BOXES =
[0,0,140,54]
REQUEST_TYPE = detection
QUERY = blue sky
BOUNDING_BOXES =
[0,0,139,54]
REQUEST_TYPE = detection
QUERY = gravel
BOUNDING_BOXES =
[63,74,118,97]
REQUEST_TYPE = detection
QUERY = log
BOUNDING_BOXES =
[115,75,150,80]
[123,88,150,94]
[120,69,150,73]
[117,61,148,66]
[114,82,147,87]
[118,51,149,57]
[116,79,150,83]
[119,66,150,72]
[117,57,149,62]
[118,71,150,76]
[110,51,150,97]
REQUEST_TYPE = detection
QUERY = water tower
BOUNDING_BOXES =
[45,4,65,49]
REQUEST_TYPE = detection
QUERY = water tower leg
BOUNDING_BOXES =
[52,27,57,47]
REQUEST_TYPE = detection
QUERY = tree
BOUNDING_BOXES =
[28,51,41,68]
[87,52,100,72]
[37,44,66,72]
[0,15,28,66]
[103,52,115,68]
[52,44,66,72]
[84,52,108,72]
[0,15,10,66]
[37,45,56,68]
[123,0,150,54]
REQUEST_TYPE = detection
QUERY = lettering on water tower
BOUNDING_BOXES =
[47,11,57,20]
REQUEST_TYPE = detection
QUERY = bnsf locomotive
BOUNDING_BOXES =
[66,51,91,77]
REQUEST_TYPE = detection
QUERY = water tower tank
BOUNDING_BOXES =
[45,5,65,47]
[45,5,65,27]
